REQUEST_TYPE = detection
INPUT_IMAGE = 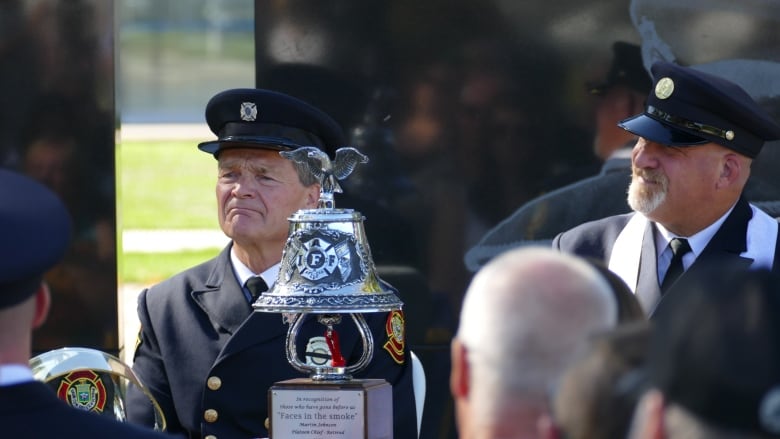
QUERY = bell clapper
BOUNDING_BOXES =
[319,314,346,367]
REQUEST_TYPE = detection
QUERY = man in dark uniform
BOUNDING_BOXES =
[126,89,417,438]
[553,61,780,315]
[464,42,652,270]
[0,169,167,438]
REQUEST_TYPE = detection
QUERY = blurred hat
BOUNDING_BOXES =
[649,264,780,436]
[197,88,347,158]
[587,42,651,95]
[0,169,71,308]
[619,61,780,157]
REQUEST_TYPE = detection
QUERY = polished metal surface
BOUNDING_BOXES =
[30,347,167,431]
[283,313,375,380]
[254,147,402,381]
[254,208,403,313]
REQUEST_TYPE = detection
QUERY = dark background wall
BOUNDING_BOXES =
[0,0,117,355]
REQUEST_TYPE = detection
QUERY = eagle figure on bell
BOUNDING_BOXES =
[280,146,368,209]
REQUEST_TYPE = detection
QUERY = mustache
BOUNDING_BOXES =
[632,168,668,186]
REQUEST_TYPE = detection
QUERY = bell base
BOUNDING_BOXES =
[310,367,352,382]
[269,378,392,439]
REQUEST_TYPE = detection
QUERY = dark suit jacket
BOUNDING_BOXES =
[552,197,780,316]
[464,154,633,271]
[2,381,169,438]
[127,244,416,439]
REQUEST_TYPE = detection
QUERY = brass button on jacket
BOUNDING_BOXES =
[204,409,219,423]
[207,376,222,390]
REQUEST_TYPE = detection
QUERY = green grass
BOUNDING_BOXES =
[121,31,255,59]
[121,249,221,284]
[119,140,222,284]
[118,140,218,229]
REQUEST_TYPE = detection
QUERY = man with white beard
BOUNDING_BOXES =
[552,61,780,315]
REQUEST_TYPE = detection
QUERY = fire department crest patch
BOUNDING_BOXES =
[240,101,258,121]
[56,370,107,413]
[383,310,405,364]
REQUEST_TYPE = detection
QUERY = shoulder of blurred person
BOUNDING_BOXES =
[552,321,651,439]
[464,169,633,271]
[584,258,646,323]
[745,135,780,217]
[630,262,780,439]
[0,169,168,438]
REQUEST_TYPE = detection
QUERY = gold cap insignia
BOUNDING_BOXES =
[655,77,675,99]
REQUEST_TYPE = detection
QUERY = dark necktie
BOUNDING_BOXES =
[245,276,268,303]
[660,238,691,294]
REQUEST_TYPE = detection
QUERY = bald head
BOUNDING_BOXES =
[452,247,617,436]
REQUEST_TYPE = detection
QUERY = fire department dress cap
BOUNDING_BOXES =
[0,169,71,309]
[197,88,347,157]
[649,264,780,436]
[619,61,780,158]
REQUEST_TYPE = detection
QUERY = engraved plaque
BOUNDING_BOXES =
[269,379,392,439]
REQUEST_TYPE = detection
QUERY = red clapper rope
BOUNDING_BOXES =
[325,326,346,367]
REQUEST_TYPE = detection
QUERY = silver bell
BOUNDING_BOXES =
[253,208,403,313]
[253,146,402,315]
[253,147,403,380]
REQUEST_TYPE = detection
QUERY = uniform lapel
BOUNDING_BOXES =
[213,310,288,364]
[696,197,753,264]
[190,246,290,364]
[651,198,755,317]
[635,221,661,314]
[191,245,253,335]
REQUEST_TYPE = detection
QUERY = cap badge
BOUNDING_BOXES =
[655,77,675,99]
[240,102,258,121]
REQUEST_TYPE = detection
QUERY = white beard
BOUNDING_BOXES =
[627,171,668,214]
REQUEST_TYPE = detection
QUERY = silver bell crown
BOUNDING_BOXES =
[253,146,403,314]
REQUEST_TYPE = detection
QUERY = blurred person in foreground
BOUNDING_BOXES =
[126,89,416,438]
[553,61,780,315]
[450,247,618,438]
[585,258,646,323]
[464,41,651,270]
[0,169,167,438]
[629,264,780,438]
[550,322,651,439]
